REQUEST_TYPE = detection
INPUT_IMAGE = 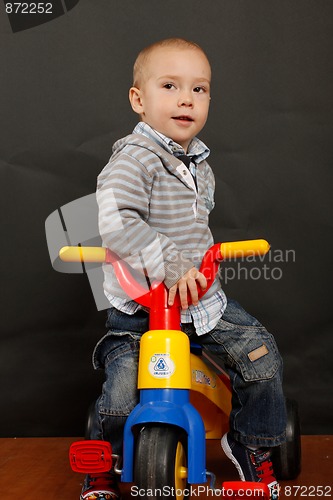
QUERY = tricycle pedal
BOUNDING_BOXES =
[69,440,112,473]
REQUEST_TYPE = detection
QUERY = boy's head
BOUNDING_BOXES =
[129,38,211,152]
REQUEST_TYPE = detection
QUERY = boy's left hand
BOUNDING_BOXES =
[168,267,207,310]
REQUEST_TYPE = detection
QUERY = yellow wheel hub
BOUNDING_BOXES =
[174,441,188,498]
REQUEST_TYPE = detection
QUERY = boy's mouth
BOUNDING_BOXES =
[172,115,194,122]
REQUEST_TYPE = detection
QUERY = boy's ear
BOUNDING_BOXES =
[129,87,144,115]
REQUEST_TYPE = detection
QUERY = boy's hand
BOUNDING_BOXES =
[168,267,207,310]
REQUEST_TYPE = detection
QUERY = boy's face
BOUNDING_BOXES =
[129,47,211,151]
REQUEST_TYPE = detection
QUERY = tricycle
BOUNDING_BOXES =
[58,239,301,499]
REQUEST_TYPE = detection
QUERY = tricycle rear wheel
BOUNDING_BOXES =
[271,398,301,479]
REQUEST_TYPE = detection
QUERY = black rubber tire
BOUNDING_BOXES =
[134,424,188,500]
[272,398,302,479]
[84,400,96,439]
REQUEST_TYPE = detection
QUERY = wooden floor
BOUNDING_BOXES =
[0,436,331,498]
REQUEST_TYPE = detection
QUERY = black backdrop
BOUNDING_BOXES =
[1,0,332,437]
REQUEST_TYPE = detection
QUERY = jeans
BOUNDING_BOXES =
[90,299,287,454]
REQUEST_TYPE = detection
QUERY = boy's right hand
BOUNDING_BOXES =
[168,267,207,310]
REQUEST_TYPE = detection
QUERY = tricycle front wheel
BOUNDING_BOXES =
[134,424,188,499]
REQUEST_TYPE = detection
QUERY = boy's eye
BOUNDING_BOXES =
[193,86,206,93]
[163,83,175,90]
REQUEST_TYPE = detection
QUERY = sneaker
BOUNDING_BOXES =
[80,473,121,500]
[221,433,280,499]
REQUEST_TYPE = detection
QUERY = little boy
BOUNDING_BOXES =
[82,38,286,500]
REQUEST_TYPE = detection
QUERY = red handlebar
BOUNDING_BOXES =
[100,243,221,329]
[104,242,222,311]
[59,239,269,330]
[104,249,152,309]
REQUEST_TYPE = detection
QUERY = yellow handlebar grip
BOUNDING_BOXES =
[220,239,270,259]
[59,246,107,263]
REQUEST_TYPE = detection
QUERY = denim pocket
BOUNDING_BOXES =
[210,319,282,382]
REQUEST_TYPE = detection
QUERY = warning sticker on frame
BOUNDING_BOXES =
[149,353,175,378]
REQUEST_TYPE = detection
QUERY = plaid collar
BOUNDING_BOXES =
[133,122,210,163]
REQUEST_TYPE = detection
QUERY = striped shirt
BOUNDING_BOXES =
[96,122,227,335]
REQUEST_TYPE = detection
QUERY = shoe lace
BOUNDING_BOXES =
[250,452,279,499]
[251,450,275,481]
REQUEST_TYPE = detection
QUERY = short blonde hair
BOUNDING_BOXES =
[132,38,211,87]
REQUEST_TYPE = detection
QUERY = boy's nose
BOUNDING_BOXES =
[178,92,193,107]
